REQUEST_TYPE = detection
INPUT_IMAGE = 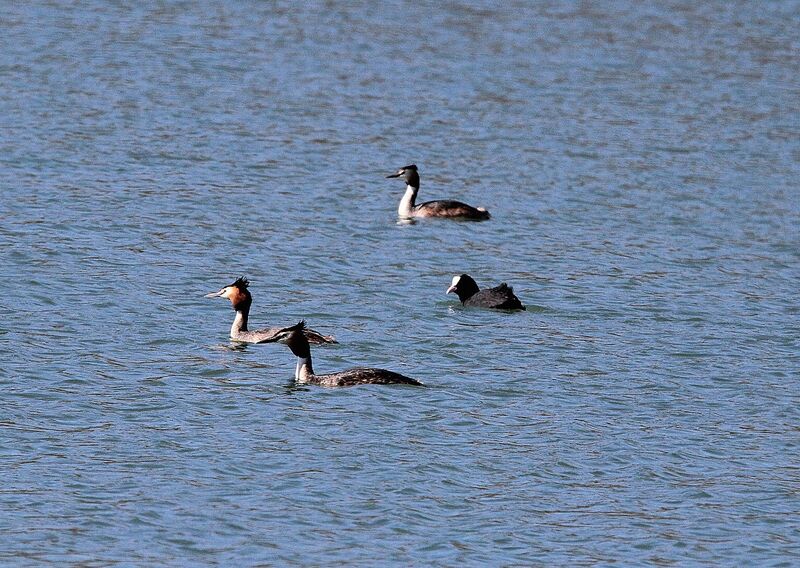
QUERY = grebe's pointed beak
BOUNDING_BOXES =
[386,171,402,178]
[204,289,225,298]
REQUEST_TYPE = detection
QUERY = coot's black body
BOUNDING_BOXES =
[446,274,526,311]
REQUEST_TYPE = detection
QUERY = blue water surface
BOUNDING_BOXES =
[1,1,799,565]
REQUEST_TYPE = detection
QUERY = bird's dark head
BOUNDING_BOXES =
[386,164,419,188]
[264,320,310,358]
[446,273,479,302]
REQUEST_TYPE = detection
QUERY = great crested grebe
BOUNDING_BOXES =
[204,277,336,344]
[262,320,422,387]
[386,164,490,220]
[446,274,526,310]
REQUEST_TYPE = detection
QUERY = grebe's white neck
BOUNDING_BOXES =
[398,184,418,217]
[231,309,248,337]
[295,356,314,382]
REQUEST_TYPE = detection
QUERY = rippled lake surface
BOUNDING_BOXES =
[2,1,799,565]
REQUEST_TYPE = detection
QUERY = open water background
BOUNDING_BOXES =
[1,1,799,565]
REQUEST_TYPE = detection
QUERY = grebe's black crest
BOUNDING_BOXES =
[231,276,249,290]
[386,164,417,177]
[274,319,306,338]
